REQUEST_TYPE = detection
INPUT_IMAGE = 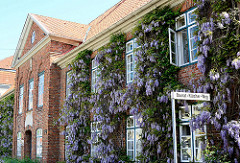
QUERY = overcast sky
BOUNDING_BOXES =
[0,0,120,61]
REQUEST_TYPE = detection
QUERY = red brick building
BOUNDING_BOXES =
[11,0,202,162]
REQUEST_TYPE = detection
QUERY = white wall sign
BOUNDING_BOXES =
[171,92,210,101]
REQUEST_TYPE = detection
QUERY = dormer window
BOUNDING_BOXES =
[31,31,36,44]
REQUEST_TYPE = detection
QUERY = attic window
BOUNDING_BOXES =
[31,31,36,44]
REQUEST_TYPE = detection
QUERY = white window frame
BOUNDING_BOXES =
[126,39,139,84]
[28,79,34,110]
[169,8,198,67]
[126,116,142,161]
[91,121,101,157]
[187,8,197,25]
[179,104,206,163]
[175,14,187,30]
[17,132,22,157]
[36,128,43,158]
[188,24,198,63]
[38,72,44,107]
[19,85,24,114]
[91,58,99,93]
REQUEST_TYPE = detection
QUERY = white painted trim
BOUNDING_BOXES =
[13,36,51,68]
[30,13,50,35]
[12,14,33,68]
[0,88,15,101]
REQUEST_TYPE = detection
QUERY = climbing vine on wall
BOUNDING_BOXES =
[190,0,240,162]
[128,7,184,162]
[59,50,92,162]
[0,94,14,161]
[90,33,128,162]
[61,6,186,163]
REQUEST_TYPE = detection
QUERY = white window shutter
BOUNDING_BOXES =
[168,28,178,66]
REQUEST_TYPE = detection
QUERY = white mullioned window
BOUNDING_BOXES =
[91,121,101,157]
[28,79,34,110]
[66,71,71,97]
[126,39,139,84]
[91,58,99,93]
[19,85,24,114]
[38,72,44,107]
[179,103,206,162]
[17,132,21,157]
[126,116,142,161]
[169,8,198,66]
[36,128,43,158]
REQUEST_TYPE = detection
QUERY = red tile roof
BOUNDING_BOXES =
[0,56,14,69]
[0,71,15,85]
[30,14,90,42]
[86,0,152,40]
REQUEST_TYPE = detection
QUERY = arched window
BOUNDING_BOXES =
[17,132,21,157]
[36,128,42,158]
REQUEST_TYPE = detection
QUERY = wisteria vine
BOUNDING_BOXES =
[0,94,14,161]
[190,0,240,162]
[90,33,128,162]
[59,50,92,162]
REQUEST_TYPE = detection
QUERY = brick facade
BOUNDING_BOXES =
[12,27,77,161]
[178,63,202,86]
[21,22,45,58]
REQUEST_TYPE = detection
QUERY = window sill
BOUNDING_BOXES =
[179,60,197,68]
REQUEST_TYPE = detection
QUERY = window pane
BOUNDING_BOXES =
[128,151,134,160]
[181,30,189,64]
[127,130,134,140]
[126,42,133,53]
[176,15,186,29]
[195,148,203,161]
[17,132,21,157]
[38,73,44,107]
[127,117,134,128]
[29,80,34,110]
[19,86,24,114]
[182,149,191,161]
[182,125,191,136]
[188,11,197,24]
[180,109,191,120]
[128,141,134,150]
[36,129,42,158]
[190,26,198,38]
[181,137,191,148]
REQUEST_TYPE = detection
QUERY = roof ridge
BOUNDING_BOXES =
[30,13,88,26]
[88,0,124,25]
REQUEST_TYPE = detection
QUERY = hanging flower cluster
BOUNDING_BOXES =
[0,94,14,161]
[60,6,188,163]
[125,7,184,162]
[59,50,92,162]
[190,0,240,162]
[89,33,128,162]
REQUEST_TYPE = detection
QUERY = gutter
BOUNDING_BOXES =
[54,0,185,68]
